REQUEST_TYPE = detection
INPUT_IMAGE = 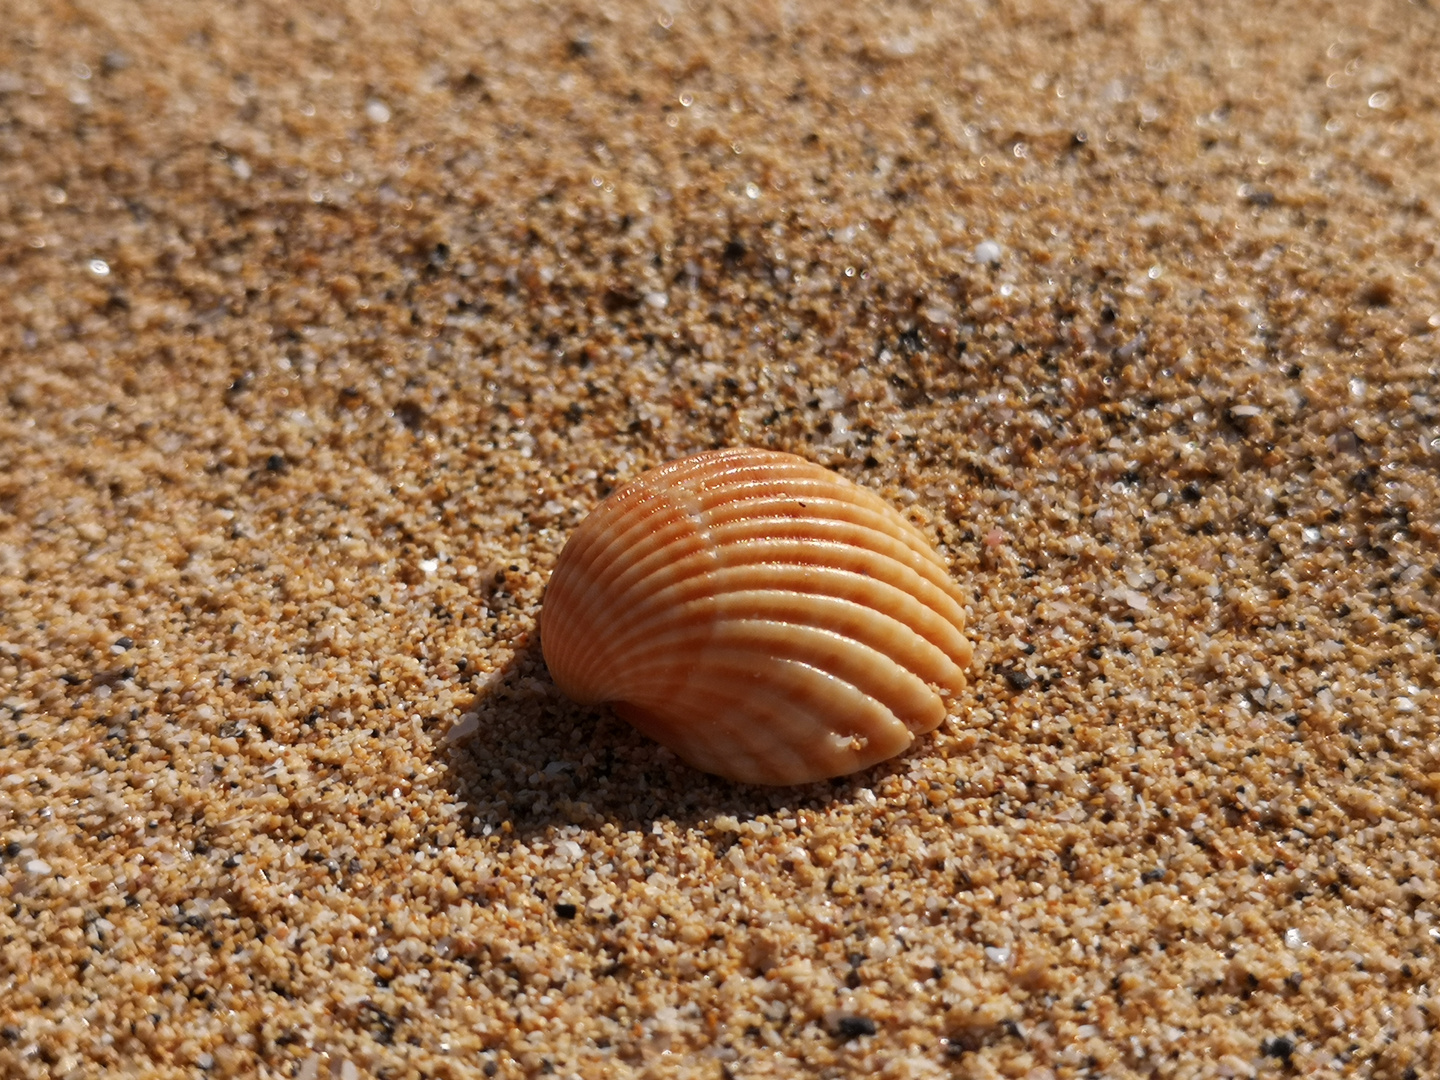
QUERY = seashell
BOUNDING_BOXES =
[540,447,973,785]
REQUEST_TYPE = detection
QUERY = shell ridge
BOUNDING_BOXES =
[551,473,731,689]
[559,530,970,705]
[693,485,945,564]
[594,536,967,645]
[556,482,666,575]
[694,477,918,529]
[554,465,966,669]
[567,487,688,592]
[547,485,679,674]
[540,447,973,784]
[701,589,967,689]
[607,619,940,728]
[712,534,968,627]
[724,623,939,724]
[620,679,816,785]
[596,521,967,639]
[594,583,967,697]
[702,511,962,592]
[557,526,711,687]
[692,668,863,784]
[619,657,908,784]
[694,656,912,780]
[593,559,970,671]
[561,484,725,699]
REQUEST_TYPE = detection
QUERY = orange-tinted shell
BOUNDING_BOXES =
[540,448,973,785]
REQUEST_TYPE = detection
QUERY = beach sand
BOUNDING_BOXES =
[2,1,1438,1076]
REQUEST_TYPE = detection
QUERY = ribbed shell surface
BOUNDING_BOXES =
[540,448,973,785]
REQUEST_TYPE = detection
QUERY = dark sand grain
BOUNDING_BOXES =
[2,1,1438,1077]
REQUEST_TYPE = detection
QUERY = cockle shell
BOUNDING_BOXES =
[540,448,973,785]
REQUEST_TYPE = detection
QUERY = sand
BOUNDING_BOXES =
[2,0,1438,1077]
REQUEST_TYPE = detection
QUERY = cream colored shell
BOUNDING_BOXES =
[540,448,973,785]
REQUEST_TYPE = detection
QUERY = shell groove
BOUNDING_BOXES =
[540,447,973,785]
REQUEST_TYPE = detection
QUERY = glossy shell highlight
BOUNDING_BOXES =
[540,448,973,785]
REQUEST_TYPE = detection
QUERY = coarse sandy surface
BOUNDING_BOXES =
[2,1,1439,1077]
